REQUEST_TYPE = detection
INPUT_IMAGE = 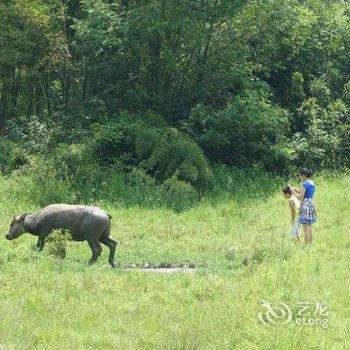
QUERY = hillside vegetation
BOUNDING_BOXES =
[1,1,349,348]
[1,1,350,194]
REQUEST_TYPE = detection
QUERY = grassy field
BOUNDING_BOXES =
[0,173,349,349]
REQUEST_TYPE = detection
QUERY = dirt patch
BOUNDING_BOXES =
[134,267,195,274]
[115,262,197,273]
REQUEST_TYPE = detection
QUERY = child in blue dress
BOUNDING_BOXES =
[290,168,317,244]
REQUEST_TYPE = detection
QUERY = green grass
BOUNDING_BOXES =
[0,173,349,349]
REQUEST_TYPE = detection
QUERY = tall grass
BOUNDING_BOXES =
[0,171,349,349]
[9,163,286,212]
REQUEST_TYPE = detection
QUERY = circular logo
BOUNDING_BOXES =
[258,299,293,326]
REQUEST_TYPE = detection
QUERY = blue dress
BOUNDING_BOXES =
[299,180,317,225]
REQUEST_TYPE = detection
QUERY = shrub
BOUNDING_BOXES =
[187,90,290,170]
[46,229,72,259]
[24,156,77,206]
[0,140,29,173]
[91,121,126,165]
[125,167,156,187]
[4,115,59,154]
[162,176,198,212]
[50,143,106,201]
[91,113,213,190]
[143,128,213,190]
[0,115,62,175]
[291,98,349,168]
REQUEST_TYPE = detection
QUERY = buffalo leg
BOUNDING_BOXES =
[87,239,102,265]
[100,236,118,268]
[36,237,46,251]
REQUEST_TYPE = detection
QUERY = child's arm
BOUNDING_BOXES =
[289,200,296,225]
[290,185,305,201]
[292,187,300,194]
[287,184,301,195]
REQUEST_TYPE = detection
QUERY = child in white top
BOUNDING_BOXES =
[282,185,300,240]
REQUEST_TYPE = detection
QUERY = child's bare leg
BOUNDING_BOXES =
[303,224,309,244]
[309,225,313,243]
[307,225,311,243]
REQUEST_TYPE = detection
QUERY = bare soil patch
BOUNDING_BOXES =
[116,262,197,273]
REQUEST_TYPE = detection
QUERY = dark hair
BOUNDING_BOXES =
[282,186,292,195]
[299,168,313,178]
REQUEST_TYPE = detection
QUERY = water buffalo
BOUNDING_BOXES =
[5,204,117,268]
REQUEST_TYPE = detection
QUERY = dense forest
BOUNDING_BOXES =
[0,0,349,206]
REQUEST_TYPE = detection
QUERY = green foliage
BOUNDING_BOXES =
[73,0,122,53]
[1,0,350,192]
[309,78,331,107]
[163,176,199,212]
[71,0,248,118]
[210,164,285,201]
[5,149,200,212]
[0,0,69,122]
[0,140,28,173]
[188,90,290,171]
[288,72,306,113]
[5,116,58,153]
[343,81,350,104]
[25,156,77,207]
[46,229,72,259]
[1,1,350,346]
[92,114,213,190]
[291,97,349,168]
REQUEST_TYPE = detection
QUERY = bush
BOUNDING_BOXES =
[0,140,29,173]
[142,128,213,190]
[50,143,107,202]
[0,115,62,175]
[291,98,349,168]
[162,176,198,212]
[23,156,77,206]
[46,229,72,259]
[91,113,213,190]
[187,90,290,170]
[289,72,306,110]
[4,115,59,154]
